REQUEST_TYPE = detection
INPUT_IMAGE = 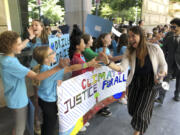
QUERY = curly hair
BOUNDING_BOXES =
[0,31,19,54]
[93,33,109,50]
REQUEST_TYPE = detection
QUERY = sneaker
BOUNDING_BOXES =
[34,121,41,135]
[118,98,127,105]
[104,106,110,111]
[84,122,90,127]
[100,109,112,117]
[154,98,163,104]
[34,126,41,135]
[79,126,86,132]
[173,96,180,101]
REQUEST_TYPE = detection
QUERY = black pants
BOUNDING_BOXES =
[175,70,180,96]
[157,74,171,101]
[38,98,58,135]
[159,69,180,101]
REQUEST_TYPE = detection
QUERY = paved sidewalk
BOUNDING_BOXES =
[0,80,180,135]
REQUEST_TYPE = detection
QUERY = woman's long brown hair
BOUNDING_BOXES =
[128,26,147,67]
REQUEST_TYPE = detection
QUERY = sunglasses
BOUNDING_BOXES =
[170,25,176,30]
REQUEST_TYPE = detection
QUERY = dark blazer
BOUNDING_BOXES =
[174,35,180,70]
[162,33,180,74]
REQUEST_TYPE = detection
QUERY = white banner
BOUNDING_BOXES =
[57,66,128,135]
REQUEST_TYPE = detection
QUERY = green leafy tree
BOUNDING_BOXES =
[170,0,180,2]
[92,0,142,23]
[28,0,65,24]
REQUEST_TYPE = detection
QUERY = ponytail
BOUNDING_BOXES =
[32,64,41,86]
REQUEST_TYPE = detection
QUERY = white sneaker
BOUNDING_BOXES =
[79,126,86,132]
[118,98,127,105]
[84,122,90,127]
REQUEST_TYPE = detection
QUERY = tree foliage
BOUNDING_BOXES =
[170,0,180,2]
[28,0,65,24]
[92,0,142,23]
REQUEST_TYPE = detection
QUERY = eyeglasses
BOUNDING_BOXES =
[47,51,56,56]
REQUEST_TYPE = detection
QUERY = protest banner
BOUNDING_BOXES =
[49,34,70,66]
[57,66,128,135]
[85,14,113,38]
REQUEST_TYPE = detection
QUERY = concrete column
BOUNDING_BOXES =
[0,0,11,33]
[64,0,92,32]
[8,0,22,35]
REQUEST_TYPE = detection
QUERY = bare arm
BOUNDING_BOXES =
[108,55,123,62]
[64,58,100,74]
[22,27,35,49]
[26,66,61,80]
[107,62,122,72]
[26,58,69,80]
[101,51,129,72]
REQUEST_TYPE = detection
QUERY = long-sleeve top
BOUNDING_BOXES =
[119,42,167,86]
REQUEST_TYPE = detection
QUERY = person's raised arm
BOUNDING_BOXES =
[21,27,35,49]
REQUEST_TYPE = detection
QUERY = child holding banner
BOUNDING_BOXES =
[69,25,93,131]
[0,31,69,135]
[103,26,167,135]
[32,45,100,135]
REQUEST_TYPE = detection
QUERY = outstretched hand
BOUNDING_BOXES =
[88,58,101,68]
[98,52,109,65]
[58,58,70,68]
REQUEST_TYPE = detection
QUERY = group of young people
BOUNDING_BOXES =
[0,18,171,135]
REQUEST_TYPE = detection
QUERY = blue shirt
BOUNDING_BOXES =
[0,56,30,109]
[111,40,118,56]
[26,35,55,49]
[96,47,111,65]
[119,46,127,56]
[96,47,111,55]
[26,38,45,49]
[38,65,64,102]
[26,36,53,68]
